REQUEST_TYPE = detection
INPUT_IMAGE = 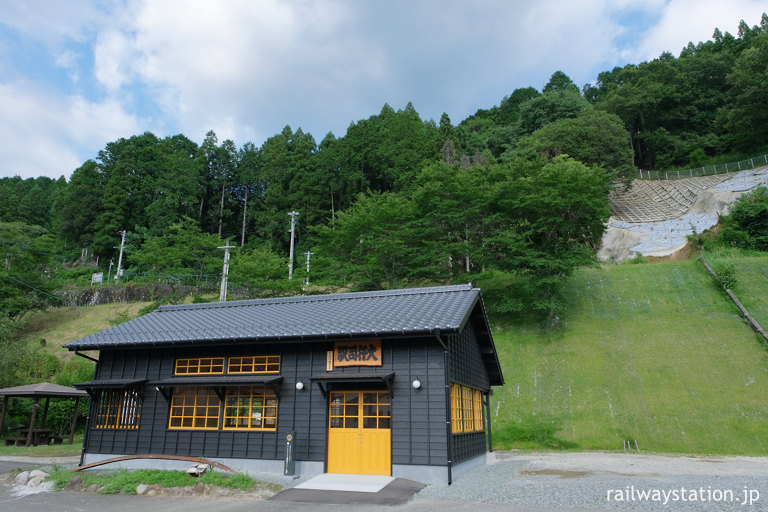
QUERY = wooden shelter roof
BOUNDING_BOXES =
[0,382,88,398]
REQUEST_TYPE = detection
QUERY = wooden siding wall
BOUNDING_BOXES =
[449,324,490,391]
[448,323,491,463]
[85,338,449,467]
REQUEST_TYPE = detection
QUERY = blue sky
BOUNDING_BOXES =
[1,0,766,180]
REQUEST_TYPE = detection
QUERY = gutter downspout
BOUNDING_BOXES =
[434,330,452,485]
[485,390,493,452]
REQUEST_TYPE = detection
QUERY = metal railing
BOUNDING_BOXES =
[115,270,220,290]
[637,154,768,180]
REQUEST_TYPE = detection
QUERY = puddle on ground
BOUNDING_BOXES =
[519,469,592,479]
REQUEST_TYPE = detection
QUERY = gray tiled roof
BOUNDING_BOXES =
[65,284,485,350]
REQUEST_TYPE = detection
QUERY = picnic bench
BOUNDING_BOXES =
[3,437,28,446]
[2,428,62,446]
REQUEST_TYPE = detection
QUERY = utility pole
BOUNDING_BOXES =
[288,211,299,280]
[241,188,248,248]
[115,230,126,281]
[304,250,314,289]
[218,239,236,302]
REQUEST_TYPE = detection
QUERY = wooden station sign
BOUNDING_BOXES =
[333,339,382,367]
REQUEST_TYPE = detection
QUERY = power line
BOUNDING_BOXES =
[0,273,67,303]
[0,236,67,261]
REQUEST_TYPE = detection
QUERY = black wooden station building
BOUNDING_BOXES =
[66,284,504,484]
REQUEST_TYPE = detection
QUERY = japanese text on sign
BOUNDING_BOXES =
[334,340,382,367]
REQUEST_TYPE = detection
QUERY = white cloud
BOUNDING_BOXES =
[1,0,766,180]
[0,80,140,179]
[629,0,766,61]
[0,0,107,46]
[118,0,364,142]
[94,28,136,92]
[92,0,639,146]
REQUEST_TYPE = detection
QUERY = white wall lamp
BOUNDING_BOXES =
[412,378,421,389]
[295,381,304,391]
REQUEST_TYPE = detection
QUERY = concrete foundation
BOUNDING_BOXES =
[81,452,489,486]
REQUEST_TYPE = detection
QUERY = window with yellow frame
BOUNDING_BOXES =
[228,355,280,374]
[174,357,225,375]
[450,383,484,433]
[168,387,221,429]
[173,355,281,375]
[223,386,278,430]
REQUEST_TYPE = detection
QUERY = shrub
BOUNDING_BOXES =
[720,187,768,250]
[712,261,737,290]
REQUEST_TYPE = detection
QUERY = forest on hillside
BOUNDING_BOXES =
[2,14,768,320]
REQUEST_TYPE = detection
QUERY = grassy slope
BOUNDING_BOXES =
[490,257,768,455]
[12,260,768,456]
[16,302,151,361]
[728,255,768,330]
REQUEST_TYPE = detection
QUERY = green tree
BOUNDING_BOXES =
[511,109,635,183]
[92,154,135,256]
[0,222,61,318]
[411,162,501,276]
[314,132,367,229]
[0,177,63,231]
[128,217,221,278]
[248,126,321,253]
[142,135,203,237]
[338,103,438,192]
[720,31,768,149]
[228,246,295,296]
[489,156,612,312]
[496,87,541,125]
[236,142,259,247]
[199,131,238,238]
[543,70,579,94]
[516,88,589,135]
[314,192,420,289]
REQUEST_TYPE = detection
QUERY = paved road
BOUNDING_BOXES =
[0,455,79,476]
[2,452,767,512]
[0,489,588,512]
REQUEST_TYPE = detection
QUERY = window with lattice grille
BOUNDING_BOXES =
[94,389,142,429]
[174,357,225,375]
[168,387,221,429]
[227,356,280,374]
[223,387,278,430]
[450,383,484,434]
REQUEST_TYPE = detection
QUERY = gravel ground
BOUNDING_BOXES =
[413,452,768,510]
[2,452,767,511]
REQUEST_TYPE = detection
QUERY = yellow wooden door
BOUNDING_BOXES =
[327,390,391,475]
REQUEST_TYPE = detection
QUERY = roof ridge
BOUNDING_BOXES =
[157,283,474,313]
